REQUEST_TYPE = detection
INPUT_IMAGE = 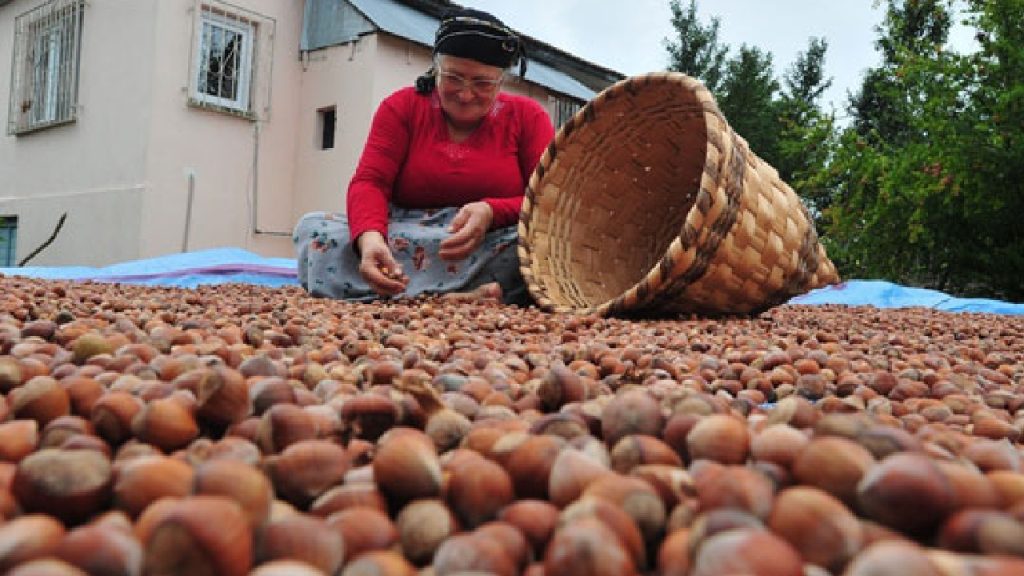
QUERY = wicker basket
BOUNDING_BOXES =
[517,72,839,317]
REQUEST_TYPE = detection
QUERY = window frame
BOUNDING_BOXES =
[0,217,17,268]
[190,7,256,115]
[7,0,85,135]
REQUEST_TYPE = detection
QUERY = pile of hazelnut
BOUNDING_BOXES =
[0,274,1022,576]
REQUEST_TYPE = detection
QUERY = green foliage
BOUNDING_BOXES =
[814,0,1024,299]
[663,0,1024,301]
[717,45,781,163]
[664,0,729,94]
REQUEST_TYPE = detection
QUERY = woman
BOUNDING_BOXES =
[294,8,555,304]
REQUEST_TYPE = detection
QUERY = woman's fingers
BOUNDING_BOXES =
[359,246,408,296]
[440,206,489,261]
[439,226,481,260]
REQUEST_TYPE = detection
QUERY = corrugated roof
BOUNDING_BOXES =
[338,0,598,101]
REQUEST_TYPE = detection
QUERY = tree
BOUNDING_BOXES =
[775,38,835,187]
[814,0,1024,299]
[664,0,729,94]
[717,45,781,163]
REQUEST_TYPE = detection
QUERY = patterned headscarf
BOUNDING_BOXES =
[416,8,526,93]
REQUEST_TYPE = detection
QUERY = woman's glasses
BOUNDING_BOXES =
[438,70,503,95]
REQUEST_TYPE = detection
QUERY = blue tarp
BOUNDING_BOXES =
[2,247,1022,315]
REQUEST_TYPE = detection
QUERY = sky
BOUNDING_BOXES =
[466,0,977,118]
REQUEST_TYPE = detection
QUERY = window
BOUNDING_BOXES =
[554,97,581,129]
[318,106,336,150]
[7,0,85,135]
[0,217,16,267]
[188,1,274,119]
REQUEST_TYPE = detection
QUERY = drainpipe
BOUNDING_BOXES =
[182,170,195,252]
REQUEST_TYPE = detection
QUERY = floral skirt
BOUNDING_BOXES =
[293,207,529,304]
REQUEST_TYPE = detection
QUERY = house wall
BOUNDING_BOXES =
[141,0,304,259]
[0,0,304,266]
[0,0,159,266]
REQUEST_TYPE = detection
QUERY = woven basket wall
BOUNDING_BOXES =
[517,72,840,317]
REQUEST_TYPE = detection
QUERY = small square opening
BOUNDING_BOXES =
[318,106,336,150]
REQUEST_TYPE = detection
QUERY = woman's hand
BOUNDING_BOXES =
[356,231,409,297]
[439,202,493,261]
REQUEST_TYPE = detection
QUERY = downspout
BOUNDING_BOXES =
[251,120,291,237]
[182,170,195,251]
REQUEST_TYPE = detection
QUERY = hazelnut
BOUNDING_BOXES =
[56,519,144,576]
[194,366,251,430]
[340,394,399,442]
[136,495,252,576]
[537,363,587,412]
[130,396,200,452]
[12,448,112,525]
[0,514,67,572]
[548,446,612,508]
[395,499,459,565]
[582,473,666,544]
[750,424,808,469]
[61,375,105,418]
[842,540,941,576]
[372,428,442,507]
[768,485,863,571]
[10,375,71,427]
[445,450,514,528]
[256,513,344,575]
[90,392,144,446]
[693,464,775,520]
[193,458,273,527]
[629,464,695,510]
[987,470,1024,509]
[0,419,39,462]
[340,550,417,576]
[600,389,664,447]
[505,434,567,500]
[793,436,875,507]
[433,531,517,576]
[690,529,803,576]
[263,439,350,509]
[657,528,691,576]
[113,455,195,518]
[475,520,531,570]
[543,517,637,576]
[256,403,320,454]
[310,483,388,516]
[251,560,328,576]
[937,508,1024,556]
[6,559,89,576]
[497,499,560,559]
[686,414,750,465]
[559,497,646,569]
[857,451,956,537]
[607,436,681,483]
[325,506,398,562]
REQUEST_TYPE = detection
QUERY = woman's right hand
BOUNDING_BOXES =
[356,231,409,297]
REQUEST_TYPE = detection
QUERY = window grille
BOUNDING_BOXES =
[0,217,17,267]
[554,97,581,129]
[188,0,275,119]
[7,0,85,135]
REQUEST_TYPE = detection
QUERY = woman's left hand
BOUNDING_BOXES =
[439,201,493,261]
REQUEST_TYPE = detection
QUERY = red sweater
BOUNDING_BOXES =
[346,87,555,242]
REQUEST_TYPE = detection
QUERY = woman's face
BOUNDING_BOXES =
[436,55,504,129]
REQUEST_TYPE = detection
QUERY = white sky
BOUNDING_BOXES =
[466,1,977,118]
